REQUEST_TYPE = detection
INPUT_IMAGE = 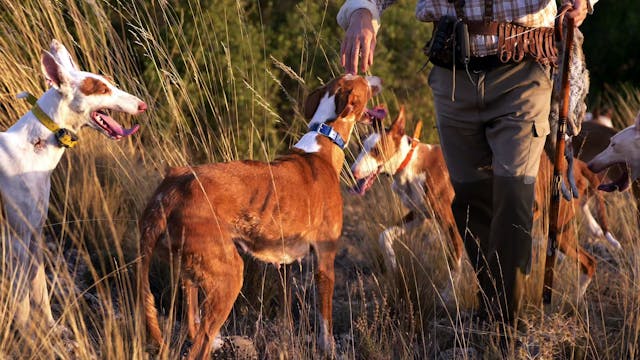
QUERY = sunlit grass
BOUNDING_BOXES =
[0,0,639,359]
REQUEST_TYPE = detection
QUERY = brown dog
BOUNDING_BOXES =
[139,74,382,358]
[351,108,613,297]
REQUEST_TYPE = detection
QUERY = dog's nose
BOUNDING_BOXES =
[138,102,148,113]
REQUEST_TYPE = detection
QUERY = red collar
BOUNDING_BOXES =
[393,121,423,175]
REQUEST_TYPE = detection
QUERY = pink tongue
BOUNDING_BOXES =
[366,105,387,122]
[101,112,139,137]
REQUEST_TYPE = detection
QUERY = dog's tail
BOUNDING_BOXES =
[139,187,178,351]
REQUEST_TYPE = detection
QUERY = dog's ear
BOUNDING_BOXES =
[365,76,382,96]
[41,50,72,91]
[335,87,355,119]
[303,86,327,120]
[389,106,406,136]
[50,39,79,72]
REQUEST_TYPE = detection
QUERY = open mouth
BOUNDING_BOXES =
[350,167,381,195]
[597,162,630,192]
[363,105,387,124]
[91,109,140,140]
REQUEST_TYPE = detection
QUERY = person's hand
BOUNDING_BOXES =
[568,0,588,26]
[340,8,376,74]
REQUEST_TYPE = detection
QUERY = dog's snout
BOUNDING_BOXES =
[138,101,148,113]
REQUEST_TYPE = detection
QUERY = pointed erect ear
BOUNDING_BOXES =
[303,86,326,120]
[41,50,71,89]
[50,39,79,71]
[390,106,406,135]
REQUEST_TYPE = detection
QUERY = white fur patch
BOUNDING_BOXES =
[295,92,340,153]
[309,93,336,128]
[293,133,320,153]
[379,226,403,270]
[351,133,381,176]
[582,202,604,238]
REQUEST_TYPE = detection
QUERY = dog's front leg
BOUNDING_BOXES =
[29,253,54,325]
[27,179,55,326]
[315,248,336,355]
[2,179,53,328]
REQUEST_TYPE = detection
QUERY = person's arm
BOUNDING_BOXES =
[337,0,397,74]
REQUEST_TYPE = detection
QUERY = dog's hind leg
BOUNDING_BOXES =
[182,278,200,339]
[187,244,244,360]
[315,241,337,355]
[557,229,596,297]
[378,226,404,271]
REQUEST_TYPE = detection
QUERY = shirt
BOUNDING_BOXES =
[337,0,598,56]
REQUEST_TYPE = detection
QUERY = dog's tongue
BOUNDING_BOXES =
[365,105,387,123]
[598,169,630,192]
[349,172,378,196]
[102,112,140,137]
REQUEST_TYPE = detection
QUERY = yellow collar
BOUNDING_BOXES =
[21,92,78,148]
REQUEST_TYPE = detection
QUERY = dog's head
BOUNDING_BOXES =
[303,74,382,127]
[350,107,412,195]
[588,111,640,192]
[39,39,146,139]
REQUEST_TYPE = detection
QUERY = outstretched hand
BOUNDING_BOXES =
[568,0,589,26]
[341,9,376,74]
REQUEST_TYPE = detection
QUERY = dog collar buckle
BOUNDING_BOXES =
[309,122,346,149]
[54,128,79,148]
[19,92,79,148]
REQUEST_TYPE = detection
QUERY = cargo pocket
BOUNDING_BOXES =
[532,119,550,138]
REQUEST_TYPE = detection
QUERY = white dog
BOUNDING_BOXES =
[588,112,640,192]
[0,39,146,330]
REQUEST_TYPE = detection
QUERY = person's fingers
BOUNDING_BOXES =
[349,39,361,75]
[367,38,376,70]
[360,37,371,73]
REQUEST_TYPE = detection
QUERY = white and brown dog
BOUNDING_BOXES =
[0,39,146,330]
[139,74,382,359]
[351,108,615,297]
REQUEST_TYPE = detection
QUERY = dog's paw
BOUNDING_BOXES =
[605,232,622,250]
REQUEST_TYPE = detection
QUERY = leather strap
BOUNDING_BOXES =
[484,0,493,24]
[449,0,467,21]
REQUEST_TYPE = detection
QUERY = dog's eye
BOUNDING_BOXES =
[369,147,380,157]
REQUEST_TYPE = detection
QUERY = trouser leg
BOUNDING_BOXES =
[452,176,535,326]
[490,176,535,325]
[451,179,494,309]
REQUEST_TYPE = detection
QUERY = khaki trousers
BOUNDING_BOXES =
[430,60,552,324]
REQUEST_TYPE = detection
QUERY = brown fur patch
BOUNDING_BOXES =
[79,77,112,96]
[303,76,371,121]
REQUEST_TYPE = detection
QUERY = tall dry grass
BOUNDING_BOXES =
[0,0,639,359]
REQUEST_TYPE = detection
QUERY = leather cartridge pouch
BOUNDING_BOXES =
[424,16,471,68]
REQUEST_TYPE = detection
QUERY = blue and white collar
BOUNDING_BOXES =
[309,122,345,149]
